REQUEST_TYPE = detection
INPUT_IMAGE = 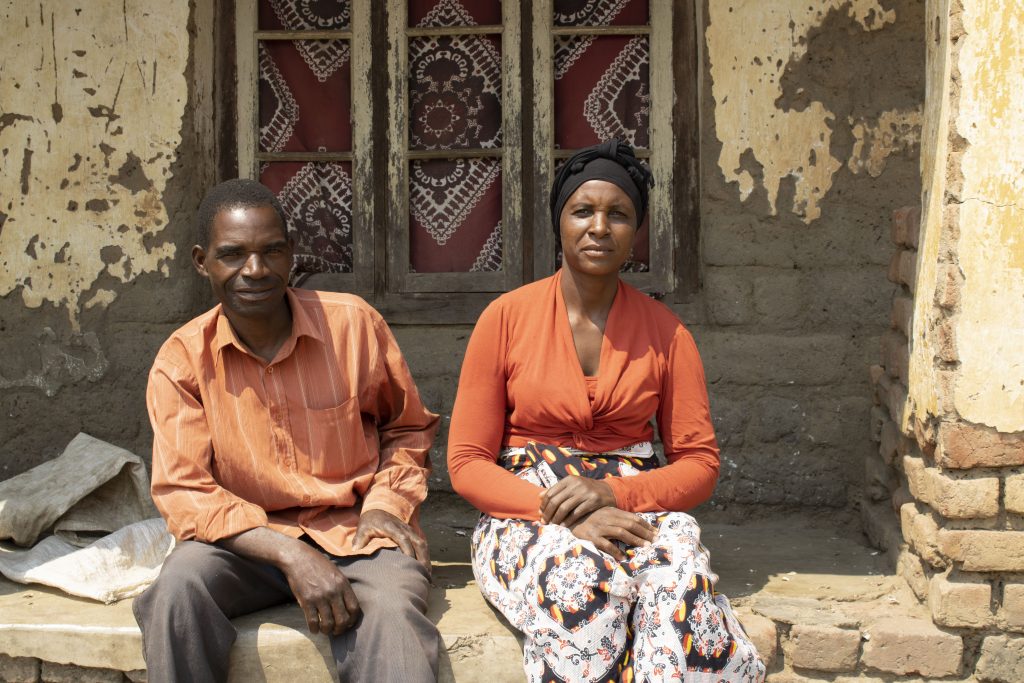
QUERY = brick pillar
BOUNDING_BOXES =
[864,1,1024,679]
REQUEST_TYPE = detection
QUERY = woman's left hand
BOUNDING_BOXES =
[540,476,617,526]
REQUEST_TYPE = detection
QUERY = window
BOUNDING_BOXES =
[234,0,698,322]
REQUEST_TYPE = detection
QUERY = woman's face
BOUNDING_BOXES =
[559,179,637,278]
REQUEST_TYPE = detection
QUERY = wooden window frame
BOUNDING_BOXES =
[230,0,700,322]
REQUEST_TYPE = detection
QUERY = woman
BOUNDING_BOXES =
[448,140,765,682]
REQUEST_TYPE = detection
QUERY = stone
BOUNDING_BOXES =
[40,662,123,683]
[975,635,1024,683]
[1005,471,1024,515]
[734,610,777,667]
[861,616,963,677]
[938,529,1024,572]
[901,455,927,501]
[865,453,895,502]
[898,250,918,293]
[999,583,1024,632]
[935,317,958,362]
[0,653,41,683]
[924,467,1000,519]
[928,573,992,628]
[936,421,1024,469]
[788,624,860,672]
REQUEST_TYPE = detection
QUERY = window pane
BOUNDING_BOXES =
[553,0,648,26]
[409,159,502,273]
[409,0,501,28]
[260,162,354,274]
[259,40,352,153]
[259,0,352,30]
[554,35,649,149]
[409,36,502,150]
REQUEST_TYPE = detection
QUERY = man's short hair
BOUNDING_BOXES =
[196,179,289,248]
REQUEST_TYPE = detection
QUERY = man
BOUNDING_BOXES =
[134,179,441,682]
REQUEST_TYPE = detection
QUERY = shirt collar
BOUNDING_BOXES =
[212,288,325,359]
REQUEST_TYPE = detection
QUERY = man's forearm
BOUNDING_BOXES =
[218,526,308,571]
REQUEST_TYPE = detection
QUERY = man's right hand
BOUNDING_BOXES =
[279,541,361,636]
[219,527,361,636]
[568,507,657,561]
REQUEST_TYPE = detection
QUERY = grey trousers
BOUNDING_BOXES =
[132,541,439,683]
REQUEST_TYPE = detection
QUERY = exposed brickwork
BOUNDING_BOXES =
[734,610,777,668]
[787,624,861,672]
[938,530,1024,572]
[924,467,1000,519]
[1005,470,1024,515]
[928,573,993,628]
[891,205,922,249]
[861,616,963,677]
[900,503,946,567]
[935,421,1024,469]
[890,294,914,336]
[999,583,1024,632]
[934,263,963,309]
[974,635,1024,683]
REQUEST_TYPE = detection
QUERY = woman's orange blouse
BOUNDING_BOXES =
[447,271,720,520]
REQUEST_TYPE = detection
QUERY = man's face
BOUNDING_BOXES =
[192,205,293,320]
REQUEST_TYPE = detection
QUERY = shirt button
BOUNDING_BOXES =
[266,366,274,374]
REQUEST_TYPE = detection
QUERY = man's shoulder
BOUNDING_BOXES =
[155,307,221,368]
[291,289,383,327]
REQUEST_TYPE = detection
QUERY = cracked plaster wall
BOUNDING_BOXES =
[0,0,212,475]
[909,0,1024,433]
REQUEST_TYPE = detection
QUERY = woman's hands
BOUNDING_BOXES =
[568,507,656,560]
[540,476,617,526]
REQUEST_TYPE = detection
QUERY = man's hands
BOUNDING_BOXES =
[352,509,430,569]
[279,541,361,636]
[540,476,617,526]
[568,507,657,561]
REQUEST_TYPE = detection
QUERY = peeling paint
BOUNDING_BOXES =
[0,0,187,325]
[706,0,902,222]
[848,108,924,177]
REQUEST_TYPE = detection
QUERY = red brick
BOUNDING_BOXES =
[900,503,945,568]
[975,635,1024,683]
[899,250,918,293]
[887,250,903,284]
[999,583,1024,632]
[934,263,962,310]
[928,573,993,628]
[938,530,1024,572]
[891,205,921,248]
[890,295,914,336]
[934,318,958,362]
[879,419,901,464]
[936,421,1024,469]
[1005,470,1024,515]
[861,616,962,677]
[788,624,860,672]
[882,330,910,384]
[924,468,1000,519]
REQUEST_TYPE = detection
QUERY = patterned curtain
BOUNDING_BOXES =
[407,0,504,274]
[257,0,355,275]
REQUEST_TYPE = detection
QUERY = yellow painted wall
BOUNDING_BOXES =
[0,0,190,326]
[910,0,1024,433]
[953,0,1024,431]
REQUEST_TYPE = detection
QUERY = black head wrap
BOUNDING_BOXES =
[549,139,655,235]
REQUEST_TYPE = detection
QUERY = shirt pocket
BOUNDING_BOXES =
[304,397,375,479]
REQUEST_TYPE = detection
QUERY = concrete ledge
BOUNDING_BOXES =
[0,563,523,682]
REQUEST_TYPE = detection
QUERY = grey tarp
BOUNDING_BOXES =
[0,432,174,602]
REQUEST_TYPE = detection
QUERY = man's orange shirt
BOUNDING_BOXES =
[146,289,439,557]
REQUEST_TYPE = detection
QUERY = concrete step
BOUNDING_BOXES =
[0,500,983,681]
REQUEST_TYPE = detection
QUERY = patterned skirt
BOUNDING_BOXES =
[471,442,766,683]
